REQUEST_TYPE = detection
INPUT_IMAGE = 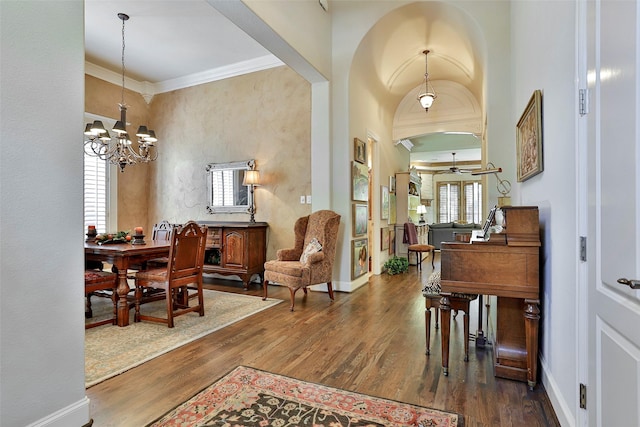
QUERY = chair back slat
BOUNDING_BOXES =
[167,221,207,281]
[152,220,174,241]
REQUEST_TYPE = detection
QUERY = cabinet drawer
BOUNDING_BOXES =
[206,228,222,248]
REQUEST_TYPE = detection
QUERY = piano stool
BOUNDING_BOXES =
[423,271,477,361]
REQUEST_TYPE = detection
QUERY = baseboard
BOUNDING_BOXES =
[26,396,90,427]
[539,354,575,427]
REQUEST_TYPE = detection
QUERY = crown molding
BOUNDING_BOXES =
[85,54,284,98]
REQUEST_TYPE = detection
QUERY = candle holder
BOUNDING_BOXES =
[132,234,146,245]
[86,230,98,242]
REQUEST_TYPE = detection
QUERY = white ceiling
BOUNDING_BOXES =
[84,0,482,165]
[84,0,273,83]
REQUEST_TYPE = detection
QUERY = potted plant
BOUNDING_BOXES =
[383,256,409,275]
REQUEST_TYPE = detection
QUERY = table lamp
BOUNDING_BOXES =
[416,204,427,223]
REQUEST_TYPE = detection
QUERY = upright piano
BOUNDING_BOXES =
[439,206,541,388]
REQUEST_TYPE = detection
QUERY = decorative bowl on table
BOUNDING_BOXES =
[95,231,132,245]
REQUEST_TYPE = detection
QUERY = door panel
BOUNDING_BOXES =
[587,0,640,424]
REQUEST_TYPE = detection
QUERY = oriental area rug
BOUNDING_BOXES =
[147,366,462,427]
[85,290,282,388]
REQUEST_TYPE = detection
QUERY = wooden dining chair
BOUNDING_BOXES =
[146,220,175,269]
[134,221,207,328]
[85,269,118,329]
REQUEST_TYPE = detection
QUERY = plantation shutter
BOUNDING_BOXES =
[464,182,482,224]
[84,153,108,233]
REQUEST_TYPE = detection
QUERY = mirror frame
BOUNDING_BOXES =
[206,159,254,214]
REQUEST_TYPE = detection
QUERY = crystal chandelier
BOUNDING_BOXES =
[417,50,437,112]
[84,13,158,173]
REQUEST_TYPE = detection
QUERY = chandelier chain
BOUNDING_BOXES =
[120,14,126,107]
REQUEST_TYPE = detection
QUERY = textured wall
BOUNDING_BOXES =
[148,66,312,261]
[86,66,312,262]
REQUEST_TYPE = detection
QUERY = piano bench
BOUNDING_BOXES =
[423,271,477,361]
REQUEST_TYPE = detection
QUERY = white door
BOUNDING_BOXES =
[585,0,640,425]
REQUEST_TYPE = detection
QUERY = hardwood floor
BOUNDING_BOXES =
[86,257,560,426]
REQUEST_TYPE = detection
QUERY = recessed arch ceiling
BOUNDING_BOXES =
[352,1,487,163]
[354,1,486,111]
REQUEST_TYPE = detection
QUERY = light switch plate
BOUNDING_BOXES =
[300,196,306,204]
[306,195,312,204]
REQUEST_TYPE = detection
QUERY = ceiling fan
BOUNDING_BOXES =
[438,152,473,174]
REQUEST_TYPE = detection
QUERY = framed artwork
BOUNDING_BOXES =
[389,229,396,255]
[389,193,397,224]
[380,185,389,220]
[353,203,368,236]
[380,227,390,251]
[352,238,368,279]
[389,175,396,193]
[354,138,366,164]
[352,161,369,202]
[516,90,543,182]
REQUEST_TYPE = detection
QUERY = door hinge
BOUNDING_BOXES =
[579,88,590,116]
[580,236,587,262]
[580,383,587,409]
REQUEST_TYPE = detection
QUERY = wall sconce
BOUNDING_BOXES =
[416,204,427,223]
[471,162,512,206]
[242,169,261,223]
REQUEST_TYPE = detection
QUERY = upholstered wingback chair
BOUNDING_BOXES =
[263,210,341,311]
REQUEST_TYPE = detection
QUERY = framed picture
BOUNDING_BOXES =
[352,238,368,279]
[380,227,390,251]
[352,161,369,202]
[389,229,396,255]
[516,90,543,182]
[380,185,389,220]
[389,175,396,193]
[353,203,368,236]
[354,138,366,164]
[389,193,397,224]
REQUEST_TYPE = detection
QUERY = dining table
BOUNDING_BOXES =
[84,239,170,327]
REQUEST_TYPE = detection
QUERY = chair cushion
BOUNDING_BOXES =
[408,244,434,252]
[264,260,305,278]
[84,270,116,285]
[300,237,322,264]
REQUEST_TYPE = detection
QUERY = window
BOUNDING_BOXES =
[437,181,482,223]
[438,182,460,223]
[464,182,483,224]
[83,152,109,234]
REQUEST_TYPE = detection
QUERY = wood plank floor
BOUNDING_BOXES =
[86,258,560,426]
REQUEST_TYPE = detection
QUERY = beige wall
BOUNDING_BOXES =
[85,66,312,263]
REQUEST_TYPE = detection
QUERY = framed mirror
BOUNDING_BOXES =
[206,160,254,214]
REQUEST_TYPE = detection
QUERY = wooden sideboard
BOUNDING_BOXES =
[198,221,268,289]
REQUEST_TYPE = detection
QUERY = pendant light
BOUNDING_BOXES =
[84,13,158,172]
[417,50,437,112]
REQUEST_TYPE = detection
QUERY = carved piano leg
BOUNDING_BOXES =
[440,293,452,376]
[524,299,541,390]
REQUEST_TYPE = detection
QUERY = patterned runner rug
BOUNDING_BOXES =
[147,366,462,426]
[85,290,282,388]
